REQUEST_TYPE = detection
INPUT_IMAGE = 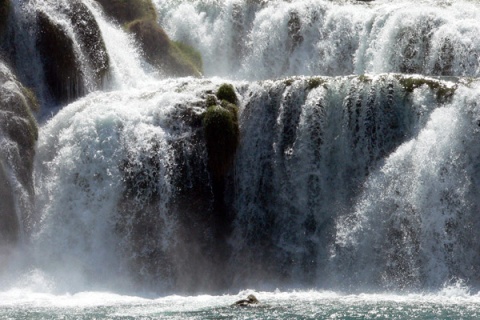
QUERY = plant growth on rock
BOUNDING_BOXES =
[95,0,203,77]
[203,84,240,181]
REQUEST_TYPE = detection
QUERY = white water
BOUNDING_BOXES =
[334,83,480,290]
[1,286,480,319]
[2,0,480,306]
[156,0,480,79]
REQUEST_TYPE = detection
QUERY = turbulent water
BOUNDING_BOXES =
[3,0,480,318]
[1,288,480,319]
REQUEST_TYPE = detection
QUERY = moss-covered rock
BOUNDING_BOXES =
[127,19,202,77]
[203,102,239,181]
[203,107,237,176]
[0,0,10,37]
[216,83,237,105]
[397,75,456,102]
[95,0,202,78]
[307,77,327,90]
[172,41,203,74]
[95,0,156,24]
[127,19,170,58]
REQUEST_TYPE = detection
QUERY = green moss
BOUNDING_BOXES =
[0,0,10,37]
[21,87,39,113]
[127,19,170,56]
[220,100,239,123]
[397,76,456,101]
[358,74,372,83]
[206,94,217,107]
[216,83,237,105]
[168,41,203,77]
[172,41,203,74]
[127,19,202,77]
[203,104,239,180]
[95,0,156,24]
[307,77,326,90]
[284,79,294,86]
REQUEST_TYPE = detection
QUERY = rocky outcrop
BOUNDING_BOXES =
[36,11,82,105]
[203,84,239,182]
[95,0,202,77]
[0,61,39,246]
[36,0,109,104]
[68,0,109,85]
[127,19,202,77]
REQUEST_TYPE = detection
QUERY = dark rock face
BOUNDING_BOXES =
[0,61,39,247]
[36,0,109,105]
[114,95,238,293]
[68,0,109,85]
[36,11,83,105]
[0,0,10,37]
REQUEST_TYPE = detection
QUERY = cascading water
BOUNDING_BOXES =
[156,0,480,79]
[334,83,480,290]
[2,0,480,310]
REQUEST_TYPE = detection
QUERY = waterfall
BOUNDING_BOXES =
[334,83,480,290]
[2,0,480,294]
[156,0,480,79]
[0,60,37,267]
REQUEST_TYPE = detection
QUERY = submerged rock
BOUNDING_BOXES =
[233,294,260,307]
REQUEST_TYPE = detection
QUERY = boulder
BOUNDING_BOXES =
[233,294,260,307]
[36,1,110,104]
[36,11,83,104]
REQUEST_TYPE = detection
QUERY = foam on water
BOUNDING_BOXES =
[1,288,480,319]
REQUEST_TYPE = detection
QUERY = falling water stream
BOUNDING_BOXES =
[2,0,480,318]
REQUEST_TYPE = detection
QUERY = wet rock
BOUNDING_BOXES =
[233,294,260,307]
[0,60,39,245]
[0,0,10,37]
[127,19,202,77]
[95,0,157,25]
[36,0,109,104]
